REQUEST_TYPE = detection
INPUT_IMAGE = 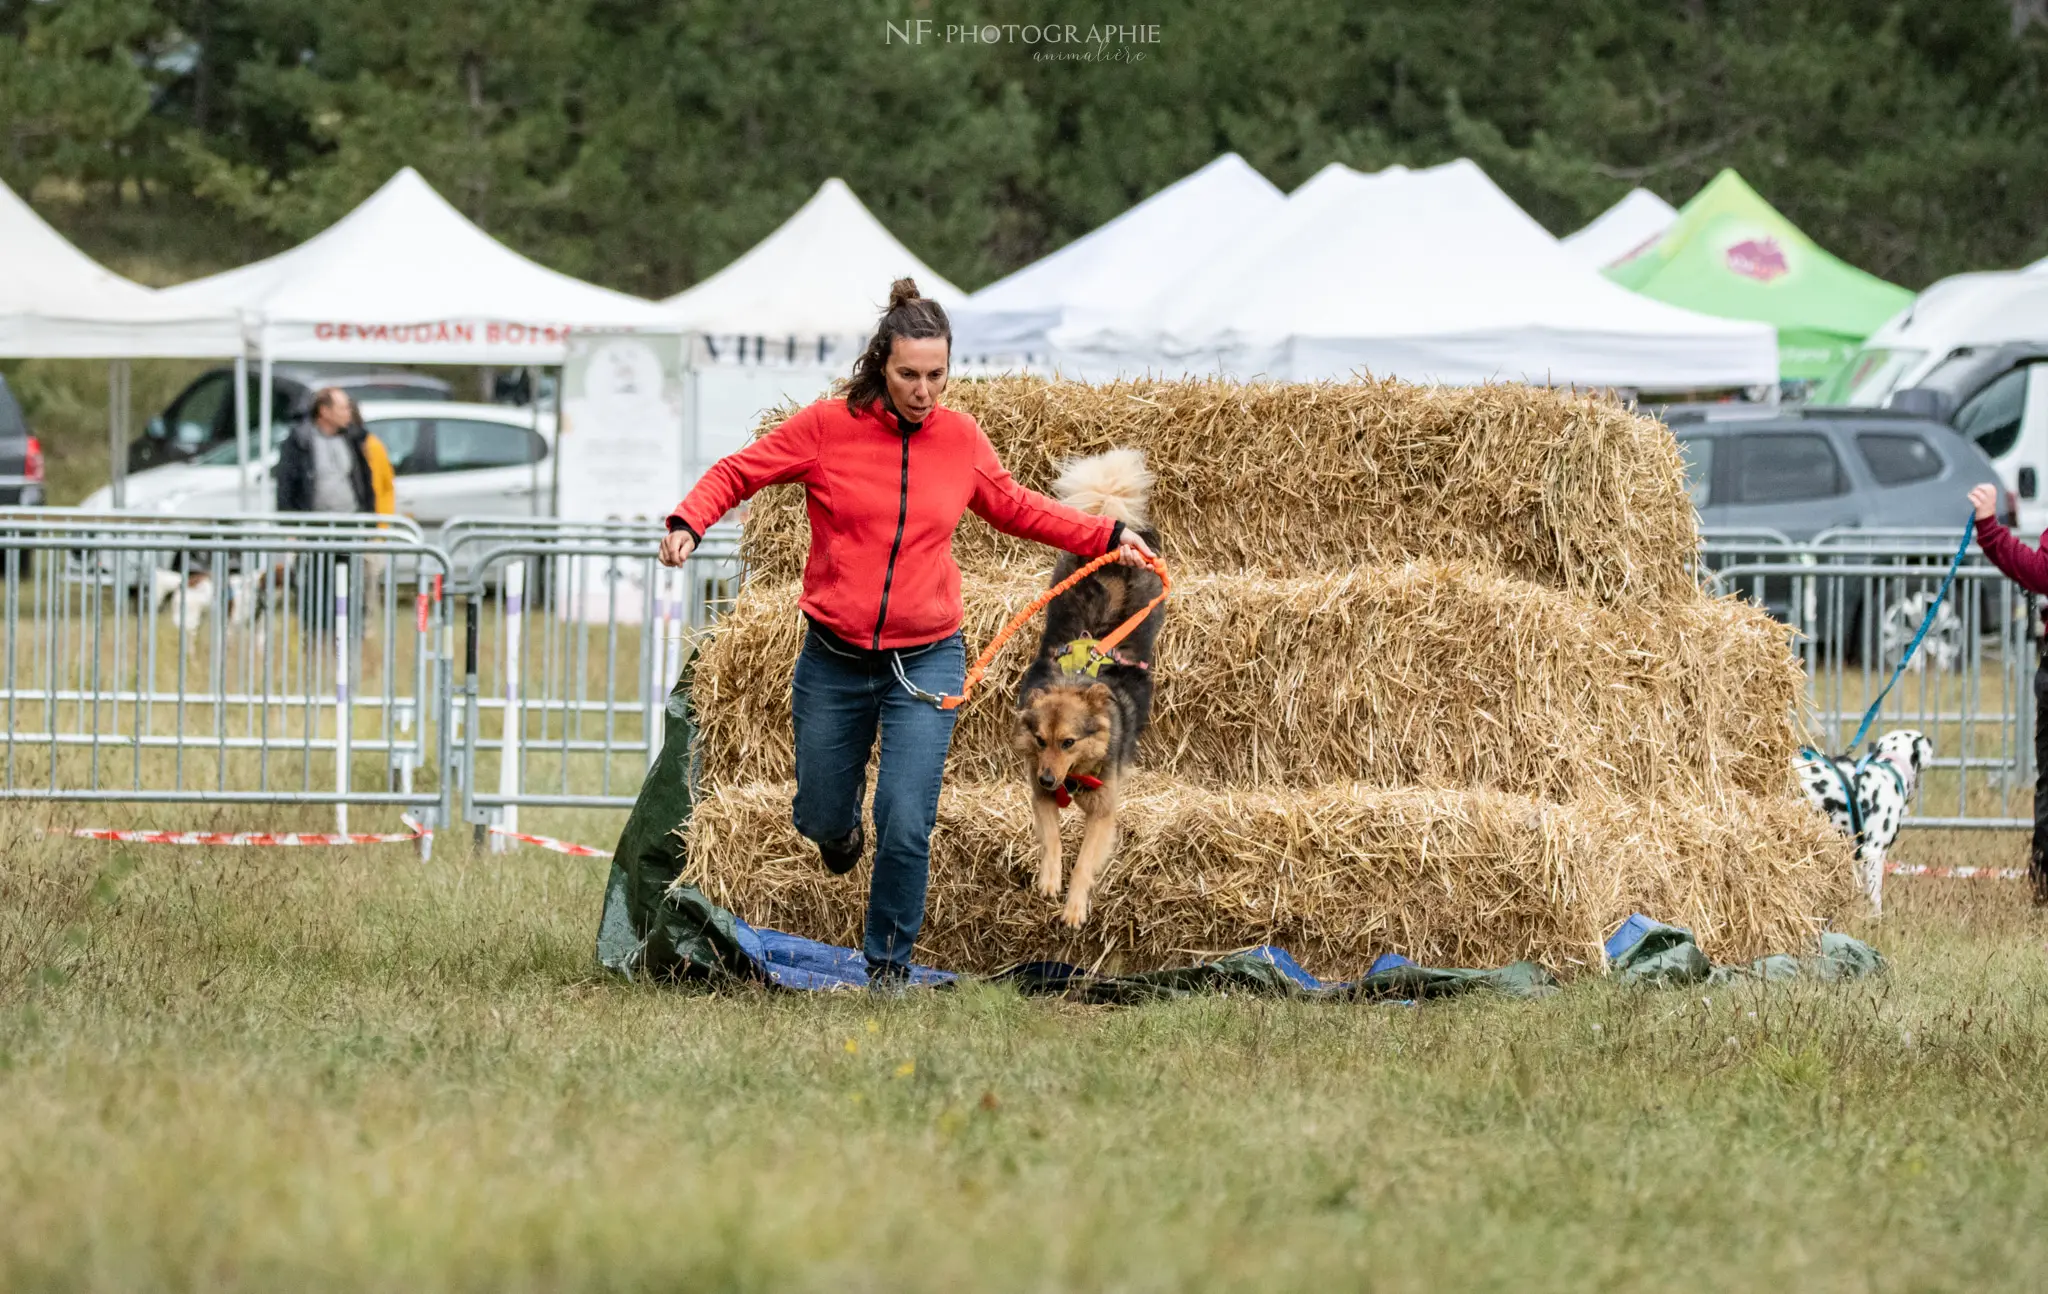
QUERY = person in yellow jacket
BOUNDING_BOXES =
[364,431,396,517]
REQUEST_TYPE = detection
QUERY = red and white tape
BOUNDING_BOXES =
[56,824,426,847]
[484,827,612,857]
[1886,862,2028,881]
[50,816,611,858]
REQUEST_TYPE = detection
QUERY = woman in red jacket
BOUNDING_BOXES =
[1970,480,2048,902]
[658,278,1155,985]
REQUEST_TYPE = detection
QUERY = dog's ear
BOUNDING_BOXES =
[1084,682,1113,711]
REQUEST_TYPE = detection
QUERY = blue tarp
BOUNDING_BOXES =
[710,910,1875,1000]
[734,927,1413,994]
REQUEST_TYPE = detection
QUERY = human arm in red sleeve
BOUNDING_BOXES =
[666,403,822,541]
[966,430,1119,557]
[1975,514,2048,597]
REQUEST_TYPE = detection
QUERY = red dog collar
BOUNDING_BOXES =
[1052,773,1104,808]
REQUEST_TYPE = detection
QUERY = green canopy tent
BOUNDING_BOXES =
[1605,170,1912,379]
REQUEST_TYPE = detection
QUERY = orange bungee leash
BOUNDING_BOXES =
[889,551,1171,711]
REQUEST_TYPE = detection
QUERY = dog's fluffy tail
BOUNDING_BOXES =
[1051,449,1152,527]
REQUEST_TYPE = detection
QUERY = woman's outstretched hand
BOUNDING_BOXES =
[658,529,697,567]
[1969,483,1999,522]
[1114,528,1156,568]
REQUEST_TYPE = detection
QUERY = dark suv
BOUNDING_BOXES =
[0,374,45,506]
[1671,406,2010,658]
[132,363,451,471]
[1667,406,2001,539]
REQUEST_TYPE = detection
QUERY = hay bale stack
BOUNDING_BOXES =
[737,378,1701,603]
[686,779,1853,977]
[682,377,1853,977]
[693,566,1801,801]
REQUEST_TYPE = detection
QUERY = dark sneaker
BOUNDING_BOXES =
[818,824,864,876]
[866,960,912,996]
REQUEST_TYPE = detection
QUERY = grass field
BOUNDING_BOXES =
[3,806,2047,1292]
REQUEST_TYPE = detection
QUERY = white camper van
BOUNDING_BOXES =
[1819,272,2048,406]
[1819,269,2048,534]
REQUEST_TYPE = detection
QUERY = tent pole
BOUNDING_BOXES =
[529,365,542,517]
[256,329,274,506]
[233,349,250,511]
[548,362,563,519]
[681,335,700,500]
[108,359,129,510]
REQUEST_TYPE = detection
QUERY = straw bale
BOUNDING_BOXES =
[681,778,1854,979]
[735,377,1699,603]
[691,565,1800,801]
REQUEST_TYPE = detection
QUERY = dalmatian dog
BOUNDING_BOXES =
[1793,728,1933,917]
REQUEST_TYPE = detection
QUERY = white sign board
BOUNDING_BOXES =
[558,331,688,522]
[555,332,685,624]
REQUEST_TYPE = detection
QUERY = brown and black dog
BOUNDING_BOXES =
[1013,449,1164,927]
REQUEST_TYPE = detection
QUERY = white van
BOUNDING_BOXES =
[1816,272,2048,406]
[1817,270,2048,533]
[1925,351,2048,537]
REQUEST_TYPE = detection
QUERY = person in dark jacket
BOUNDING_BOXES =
[1970,481,2048,902]
[658,278,1155,987]
[275,388,389,515]
[275,387,393,636]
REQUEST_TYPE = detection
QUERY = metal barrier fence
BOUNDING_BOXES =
[445,528,742,844]
[1701,527,2037,830]
[0,512,449,831]
[0,509,744,852]
[0,512,2032,838]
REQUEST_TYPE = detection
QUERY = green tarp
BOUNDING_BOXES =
[1605,170,1913,379]
[593,667,753,980]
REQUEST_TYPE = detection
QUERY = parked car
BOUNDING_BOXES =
[87,401,553,528]
[1670,406,2012,659]
[1669,406,2003,539]
[131,363,452,472]
[0,373,44,506]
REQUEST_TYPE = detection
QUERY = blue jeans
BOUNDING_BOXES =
[790,624,965,969]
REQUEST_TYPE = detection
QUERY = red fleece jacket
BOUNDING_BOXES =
[669,398,1119,650]
[1976,515,2048,596]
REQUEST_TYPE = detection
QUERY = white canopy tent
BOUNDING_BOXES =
[1560,189,1678,271]
[0,178,242,358]
[146,167,680,508]
[663,177,963,350]
[0,179,247,506]
[951,153,1285,360]
[156,167,676,365]
[660,178,964,469]
[1048,159,1778,390]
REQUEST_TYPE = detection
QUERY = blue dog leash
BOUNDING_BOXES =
[1799,507,1976,842]
[1842,508,1977,755]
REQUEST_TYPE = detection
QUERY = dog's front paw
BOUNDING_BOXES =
[1035,855,1063,902]
[1059,895,1090,928]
